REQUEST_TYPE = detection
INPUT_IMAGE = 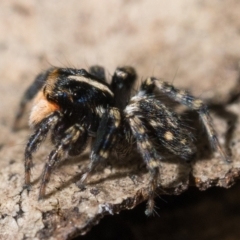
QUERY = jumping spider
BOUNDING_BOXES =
[14,65,229,215]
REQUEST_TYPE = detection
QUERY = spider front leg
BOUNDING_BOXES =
[140,77,230,163]
[89,65,106,82]
[111,66,137,110]
[80,107,121,184]
[24,111,61,188]
[126,114,160,216]
[39,124,88,199]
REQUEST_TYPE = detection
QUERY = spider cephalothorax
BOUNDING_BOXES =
[14,65,229,215]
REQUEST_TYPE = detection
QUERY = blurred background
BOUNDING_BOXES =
[0,0,240,239]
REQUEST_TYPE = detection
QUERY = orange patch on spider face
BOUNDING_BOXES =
[29,91,59,127]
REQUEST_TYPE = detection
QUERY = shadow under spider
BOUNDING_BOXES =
[43,164,147,200]
[42,150,191,200]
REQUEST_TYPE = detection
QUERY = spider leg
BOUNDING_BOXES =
[140,77,230,163]
[111,66,137,110]
[125,113,160,216]
[102,66,137,157]
[13,69,54,130]
[89,65,106,82]
[80,107,121,183]
[24,111,61,188]
[39,124,87,199]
